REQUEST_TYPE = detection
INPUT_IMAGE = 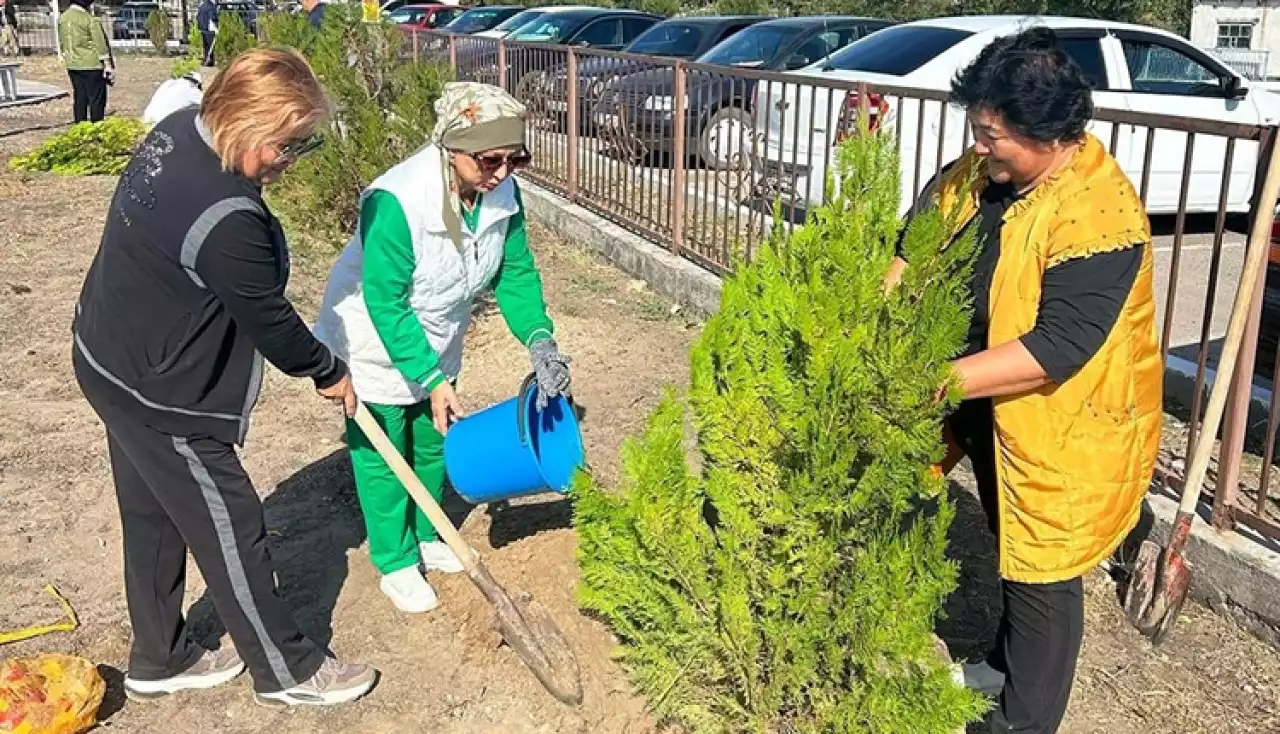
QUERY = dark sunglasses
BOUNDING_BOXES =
[471,150,532,172]
[272,133,324,165]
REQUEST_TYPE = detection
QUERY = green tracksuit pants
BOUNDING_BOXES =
[346,401,444,575]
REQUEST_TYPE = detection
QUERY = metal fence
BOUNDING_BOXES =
[14,8,186,55]
[412,29,1280,543]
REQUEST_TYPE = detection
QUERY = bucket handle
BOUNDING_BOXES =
[516,371,575,447]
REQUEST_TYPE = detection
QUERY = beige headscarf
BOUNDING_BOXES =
[431,82,527,249]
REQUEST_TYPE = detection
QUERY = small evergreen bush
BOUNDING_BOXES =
[573,125,988,733]
[8,118,146,176]
[263,7,451,245]
[145,9,170,54]
[213,10,256,69]
[170,25,204,77]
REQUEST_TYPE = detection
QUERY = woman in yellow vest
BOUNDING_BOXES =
[886,28,1161,734]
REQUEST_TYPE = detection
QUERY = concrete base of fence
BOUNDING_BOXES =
[521,175,1280,649]
[519,180,721,318]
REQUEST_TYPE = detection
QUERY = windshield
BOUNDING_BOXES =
[821,26,972,76]
[699,25,798,67]
[446,7,510,33]
[386,7,425,24]
[494,9,544,33]
[626,22,706,57]
[511,14,584,43]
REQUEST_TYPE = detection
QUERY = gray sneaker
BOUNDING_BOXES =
[124,647,245,701]
[254,657,377,707]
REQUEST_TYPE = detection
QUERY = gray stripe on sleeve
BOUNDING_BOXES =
[173,437,298,690]
[181,197,264,288]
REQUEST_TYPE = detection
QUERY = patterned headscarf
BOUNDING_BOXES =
[431,82,527,250]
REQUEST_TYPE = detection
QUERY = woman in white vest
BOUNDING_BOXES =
[315,82,571,612]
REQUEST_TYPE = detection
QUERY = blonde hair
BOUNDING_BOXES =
[200,47,329,173]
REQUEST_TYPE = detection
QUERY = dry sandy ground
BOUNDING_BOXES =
[2,56,1280,734]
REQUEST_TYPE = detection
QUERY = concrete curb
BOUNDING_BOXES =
[519,180,722,318]
[519,176,1280,647]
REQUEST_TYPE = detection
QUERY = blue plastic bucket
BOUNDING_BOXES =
[443,373,585,505]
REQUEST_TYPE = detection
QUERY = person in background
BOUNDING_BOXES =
[885,27,1161,734]
[58,0,113,123]
[0,0,20,57]
[314,82,571,614]
[141,71,202,126]
[301,0,325,29]
[73,48,376,707]
[196,0,217,66]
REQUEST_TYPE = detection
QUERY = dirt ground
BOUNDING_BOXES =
[3,56,1280,734]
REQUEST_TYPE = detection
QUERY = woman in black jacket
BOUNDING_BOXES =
[73,48,375,707]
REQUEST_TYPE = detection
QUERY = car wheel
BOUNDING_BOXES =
[699,105,754,172]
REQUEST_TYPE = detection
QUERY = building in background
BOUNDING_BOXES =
[1191,0,1277,79]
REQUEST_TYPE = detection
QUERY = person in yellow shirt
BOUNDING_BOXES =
[887,27,1161,734]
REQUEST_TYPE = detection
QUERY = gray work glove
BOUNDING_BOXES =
[529,338,572,411]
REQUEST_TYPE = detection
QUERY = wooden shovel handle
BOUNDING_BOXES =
[353,402,478,574]
[1180,138,1280,515]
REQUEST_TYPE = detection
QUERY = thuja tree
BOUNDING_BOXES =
[573,126,987,732]
[262,6,451,244]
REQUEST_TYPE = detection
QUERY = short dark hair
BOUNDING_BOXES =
[950,26,1094,144]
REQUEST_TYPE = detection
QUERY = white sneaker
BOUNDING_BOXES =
[950,660,1006,697]
[254,656,377,707]
[418,540,466,574]
[378,566,439,613]
[124,647,245,701]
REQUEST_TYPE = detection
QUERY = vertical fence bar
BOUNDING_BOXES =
[412,30,419,62]
[912,99,926,202]
[498,41,507,91]
[1216,128,1279,530]
[1159,133,1196,362]
[449,34,457,70]
[1188,139,1239,455]
[671,62,687,257]
[1139,129,1155,205]
[566,48,579,203]
[1259,348,1280,515]
[934,100,948,178]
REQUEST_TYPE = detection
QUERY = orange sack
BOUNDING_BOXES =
[0,654,104,734]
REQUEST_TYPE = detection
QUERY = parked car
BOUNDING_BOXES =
[442,5,523,34]
[462,8,662,88]
[757,15,1280,217]
[540,15,769,128]
[595,16,892,168]
[111,2,160,40]
[387,3,467,31]
[474,6,554,39]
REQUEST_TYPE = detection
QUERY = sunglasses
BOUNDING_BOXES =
[471,150,532,172]
[271,133,324,165]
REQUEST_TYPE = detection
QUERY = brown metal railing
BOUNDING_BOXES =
[412,29,1280,543]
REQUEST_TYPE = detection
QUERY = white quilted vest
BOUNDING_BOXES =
[314,144,518,405]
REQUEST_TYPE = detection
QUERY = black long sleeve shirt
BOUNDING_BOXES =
[74,107,344,445]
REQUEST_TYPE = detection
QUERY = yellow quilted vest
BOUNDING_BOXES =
[934,133,1163,583]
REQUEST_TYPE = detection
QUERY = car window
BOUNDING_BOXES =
[386,7,420,24]
[716,21,756,44]
[1122,39,1223,96]
[434,8,462,26]
[822,25,972,76]
[494,9,541,33]
[699,25,800,68]
[621,17,657,43]
[786,31,844,70]
[576,18,622,47]
[446,8,511,33]
[512,15,583,43]
[627,22,705,57]
[1057,38,1109,90]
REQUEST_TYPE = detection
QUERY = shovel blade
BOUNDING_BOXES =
[1137,553,1191,646]
[470,565,584,705]
[1123,539,1161,625]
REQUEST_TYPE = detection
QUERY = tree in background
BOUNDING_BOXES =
[574,121,987,733]
[145,9,170,54]
[261,6,451,244]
